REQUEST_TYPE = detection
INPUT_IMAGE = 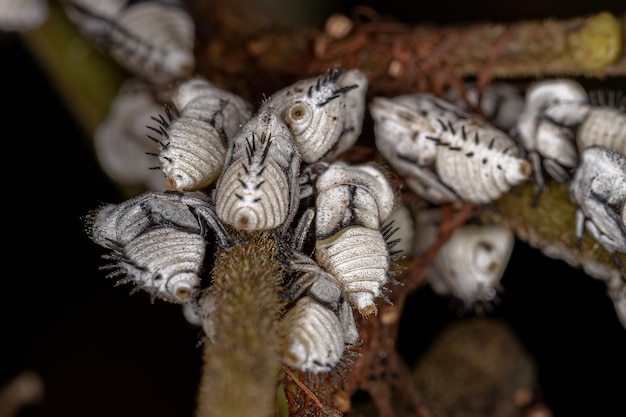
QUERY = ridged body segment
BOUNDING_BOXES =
[63,0,195,85]
[154,77,253,192]
[316,226,390,316]
[214,107,300,231]
[260,67,368,163]
[280,296,346,374]
[371,94,530,204]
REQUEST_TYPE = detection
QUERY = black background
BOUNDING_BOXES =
[1,1,625,417]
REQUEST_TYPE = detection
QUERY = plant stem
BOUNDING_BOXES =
[195,231,286,417]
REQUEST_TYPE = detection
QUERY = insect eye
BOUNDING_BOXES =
[289,104,307,121]
[477,241,494,252]
[175,287,192,301]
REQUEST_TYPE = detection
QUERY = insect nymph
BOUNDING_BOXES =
[412,207,515,311]
[313,161,399,316]
[94,78,166,191]
[62,0,195,85]
[86,190,230,303]
[259,66,368,164]
[214,106,301,232]
[370,93,531,204]
[278,210,360,376]
[569,146,626,267]
[280,296,348,375]
[0,0,49,32]
[513,79,590,198]
[148,77,254,192]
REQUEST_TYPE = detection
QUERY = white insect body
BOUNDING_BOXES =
[0,0,49,31]
[149,77,254,192]
[574,106,626,156]
[280,296,346,374]
[315,225,391,317]
[513,78,590,195]
[412,208,515,310]
[535,99,626,164]
[443,82,525,131]
[86,191,230,303]
[371,93,473,166]
[434,118,532,204]
[119,227,206,302]
[280,239,360,347]
[259,66,368,164]
[569,146,626,259]
[371,94,530,204]
[313,161,398,316]
[314,161,396,238]
[214,107,301,232]
[94,78,166,191]
[182,289,217,342]
[63,0,195,85]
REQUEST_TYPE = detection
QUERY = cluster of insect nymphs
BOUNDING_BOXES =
[513,79,626,266]
[6,0,624,385]
[85,65,408,384]
[371,79,625,322]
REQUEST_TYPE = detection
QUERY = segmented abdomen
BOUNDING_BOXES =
[434,119,531,204]
[316,226,389,316]
[280,296,345,374]
[216,156,291,231]
[153,78,253,192]
[122,227,205,302]
[214,107,300,231]
[413,207,515,310]
[63,0,195,85]
[578,107,626,156]
[371,94,531,204]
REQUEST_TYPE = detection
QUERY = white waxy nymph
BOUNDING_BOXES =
[315,225,390,316]
[569,146,626,258]
[412,208,515,311]
[214,107,301,232]
[371,94,530,204]
[0,0,49,32]
[94,78,166,191]
[260,66,368,163]
[149,77,253,192]
[63,0,195,85]
[314,161,396,238]
[512,78,590,196]
[281,296,346,374]
[86,191,230,303]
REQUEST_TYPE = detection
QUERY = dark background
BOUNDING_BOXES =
[1,1,625,417]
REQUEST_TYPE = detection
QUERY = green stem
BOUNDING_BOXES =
[21,1,127,138]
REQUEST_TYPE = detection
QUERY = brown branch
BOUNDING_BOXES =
[190,4,625,102]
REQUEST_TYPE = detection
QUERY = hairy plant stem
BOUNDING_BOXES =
[195,231,286,417]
